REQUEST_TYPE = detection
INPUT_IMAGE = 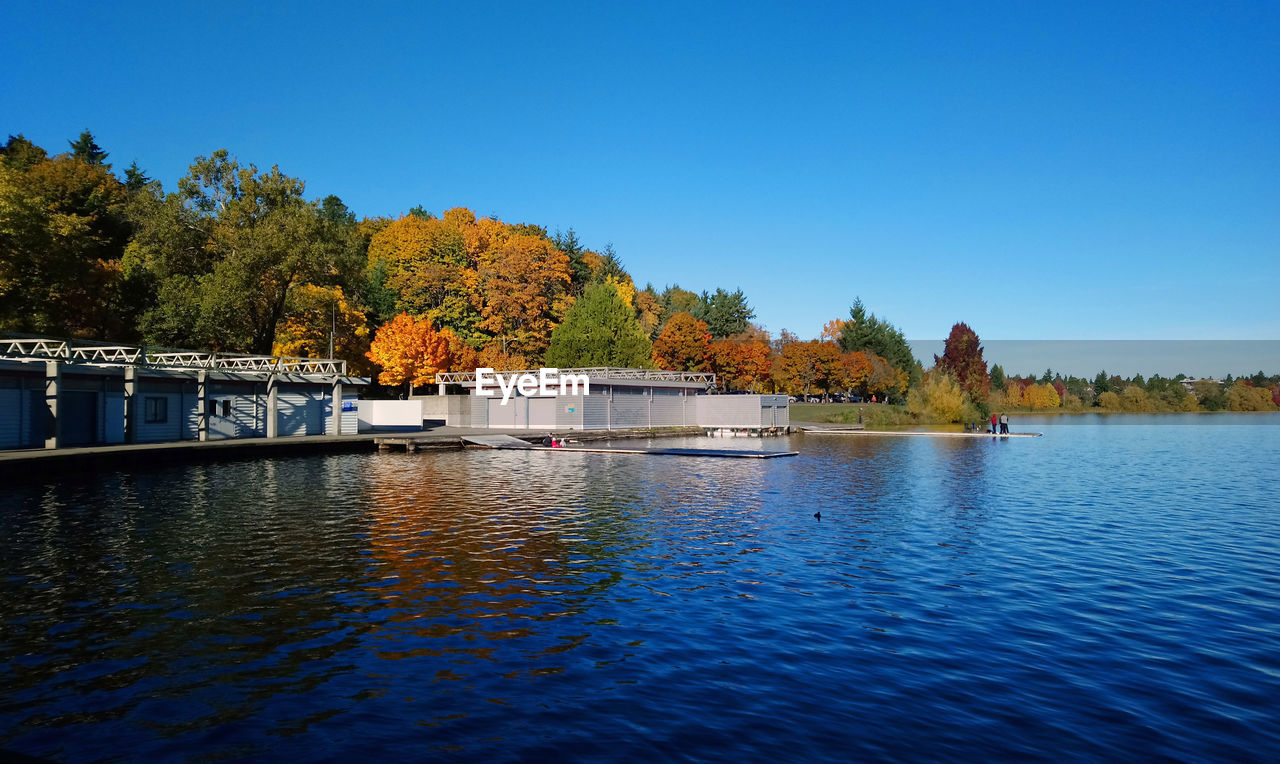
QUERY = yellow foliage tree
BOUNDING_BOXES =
[273,285,372,375]
[820,319,847,343]
[908,372,966,423]
[1023,383,1061,409]
[475,232,571,358]
[1120,385,1153,412]
[1227,381,1276,411]
[605,275,635,308]
[366,313,453,391]
[1097,391,1122,410]
[477,341,531,372]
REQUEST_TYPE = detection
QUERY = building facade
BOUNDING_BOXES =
[435,368,787,432]
[0,337,366,450]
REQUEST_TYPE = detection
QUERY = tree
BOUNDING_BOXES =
[707,339,772,392]
[776,341,821,396]
[908,372,966,423]
[934,322,990,403]
[693,288,755,338]
[635,286,664,338]
[652,312,711,371]
[1093,371,1111,395]
[553,228,592,292]
[842,351,874,396]
[1023,383,1062,409]
[1227,380,1276,411]
[123,161,151,191]
[69,129,108,165]
[838,297,916,386]
[0,144,139,338]
[127,150,356,353]
[1192,379,1226,411]
[774,341,843,397]
[545,282,652,368]
[273,285,372,376]
[990,363,1006,390]
[474,230,571,358]
[659,284,701,316]
[866,353,909,401]
[367,214,482,345]
[820,319,847,342]
[366,313,453,391]
[1,134,48,171]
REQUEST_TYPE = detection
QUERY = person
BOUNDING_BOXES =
[1000,413,1009,434]
[541,433,554,446]
[551,437,562,448]
[990,412,998,434]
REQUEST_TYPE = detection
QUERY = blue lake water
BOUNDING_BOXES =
[2,415,1278,761]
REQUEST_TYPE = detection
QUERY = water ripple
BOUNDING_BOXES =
[1,422,1278,761]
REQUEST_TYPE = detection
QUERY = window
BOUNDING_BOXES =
[144,397,168,424]
[221,400,231,417]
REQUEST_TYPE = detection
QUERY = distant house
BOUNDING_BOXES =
[1181,378,1215,392]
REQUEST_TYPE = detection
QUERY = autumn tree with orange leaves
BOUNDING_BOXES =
[776,341,843,397]
[475,232,571,358]
[652,312,711,372]
[707,339,771,392]
[366,313,454,392]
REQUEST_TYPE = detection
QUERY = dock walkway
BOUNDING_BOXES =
[459,434,797,459]
[0,426,707,475]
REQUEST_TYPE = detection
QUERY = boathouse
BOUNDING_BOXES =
[0,336,368,450]
[434,367,788,432]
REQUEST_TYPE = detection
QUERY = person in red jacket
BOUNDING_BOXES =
[990,412,999,434]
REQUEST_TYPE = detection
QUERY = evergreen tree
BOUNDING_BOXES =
[838,298,917,384]
[123,161,150,191]
[693,287,755,338]
[545,282,652,368]
[553,228,592,292]
[1093,371,1111,395]
[69,129,108,165]
[990,363,1006,390]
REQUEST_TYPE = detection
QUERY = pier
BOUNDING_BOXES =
[801,428,1042,438]
[458,433,797,458]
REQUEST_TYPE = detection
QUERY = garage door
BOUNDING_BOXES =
[488,397,517,428]
[528,397,556,428]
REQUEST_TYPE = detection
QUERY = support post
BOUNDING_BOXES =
[44,360,61,449]
[331,378,343,436]
[124,367,137,444]
[266,376,278,438]
[438,382,446,396]
[196,370,208,442]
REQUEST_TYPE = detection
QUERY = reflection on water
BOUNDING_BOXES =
[2,423,1279,761]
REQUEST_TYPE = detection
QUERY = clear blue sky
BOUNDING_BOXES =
[4,1,1277,346]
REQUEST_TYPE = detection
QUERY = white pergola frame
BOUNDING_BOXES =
[1,337,347,375]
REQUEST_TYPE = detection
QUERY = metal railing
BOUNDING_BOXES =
[436,367,716,387]
[1,336,347,375]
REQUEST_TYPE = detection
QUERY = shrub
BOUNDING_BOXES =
[908,372,966,423]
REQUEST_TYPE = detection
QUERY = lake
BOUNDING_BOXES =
[2,415,1278,761]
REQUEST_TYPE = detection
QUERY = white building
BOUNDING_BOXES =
[435,367,788,432]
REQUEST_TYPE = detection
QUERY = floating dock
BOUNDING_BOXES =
[461,434,797,458]
[801,429,1041,438]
